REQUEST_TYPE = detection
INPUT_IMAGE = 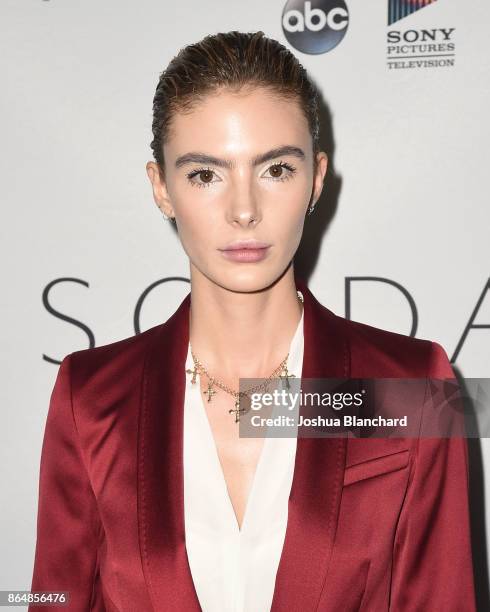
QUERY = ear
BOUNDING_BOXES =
[146,161,175,219]
[311,151,329,207]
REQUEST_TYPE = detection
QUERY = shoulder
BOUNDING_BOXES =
[325,307,453,378]
[62,322,164,397]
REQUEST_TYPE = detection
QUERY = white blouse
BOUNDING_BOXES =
[183,296,304,612]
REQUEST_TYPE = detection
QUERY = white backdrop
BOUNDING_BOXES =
[1,0,489,608]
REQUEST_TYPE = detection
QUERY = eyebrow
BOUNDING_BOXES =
[174,145,306,169]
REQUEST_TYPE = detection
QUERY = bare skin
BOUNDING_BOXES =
[146,85,328,529]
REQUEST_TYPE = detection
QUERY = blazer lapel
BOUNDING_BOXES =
[270,276,349,611]
[138,276,349,611]
[138,292,201,610]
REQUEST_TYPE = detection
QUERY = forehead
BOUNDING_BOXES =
[164,87,310,154]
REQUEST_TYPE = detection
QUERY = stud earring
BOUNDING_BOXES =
[307,202,316,216]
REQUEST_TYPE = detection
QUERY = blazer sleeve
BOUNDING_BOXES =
[389,342,476,611]
[29,354,104,611]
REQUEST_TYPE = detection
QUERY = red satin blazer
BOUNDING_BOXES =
[29,277,476,611]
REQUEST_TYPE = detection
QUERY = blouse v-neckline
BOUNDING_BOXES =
[183,297,304,611]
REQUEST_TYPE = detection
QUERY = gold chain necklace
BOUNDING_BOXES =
[186,290,304,423]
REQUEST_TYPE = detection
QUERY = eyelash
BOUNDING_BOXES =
[185,167,215,189]
[185,161,297,188]
[266,161,297,181]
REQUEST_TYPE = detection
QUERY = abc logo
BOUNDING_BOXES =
[282,0,349,54]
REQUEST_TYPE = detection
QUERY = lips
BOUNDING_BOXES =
[219,241,271,263]
[220,240,271,251]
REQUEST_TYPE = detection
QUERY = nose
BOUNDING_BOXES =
[227,184,262,228]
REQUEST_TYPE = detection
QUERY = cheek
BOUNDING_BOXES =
[273,210,306,259]
[279,190,309,230]
[177,214,207,252]
[173,199,221,261]
[171,180,223,222]
[282,192,309,247]
[280,175,311,211]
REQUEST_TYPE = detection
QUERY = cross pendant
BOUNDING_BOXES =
[186,366,198,384]
[205,381,217,402]
[279,365,296,389]
[228,395,246,423]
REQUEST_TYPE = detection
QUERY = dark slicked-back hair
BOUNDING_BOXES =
[150,30,321,172]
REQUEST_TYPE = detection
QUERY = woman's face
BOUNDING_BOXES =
[146,86,328,294]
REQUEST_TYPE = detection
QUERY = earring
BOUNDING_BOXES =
[161,210,173,221]
[307,202,316,216]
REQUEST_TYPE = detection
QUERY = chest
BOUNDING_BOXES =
[198,378,265,529]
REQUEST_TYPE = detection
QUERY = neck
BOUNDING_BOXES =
[188,266,303,386]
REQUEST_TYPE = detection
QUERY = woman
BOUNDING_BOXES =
[30,31,475,611]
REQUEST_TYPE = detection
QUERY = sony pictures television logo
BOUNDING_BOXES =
[386,0,456,69]
[282,0,349,55]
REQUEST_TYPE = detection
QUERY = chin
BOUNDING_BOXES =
[208,265,290,295]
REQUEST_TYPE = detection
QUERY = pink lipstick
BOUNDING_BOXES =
[219,239,272,263]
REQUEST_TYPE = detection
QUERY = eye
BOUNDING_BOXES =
[186,167,220,188]
[263,161,297,182]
